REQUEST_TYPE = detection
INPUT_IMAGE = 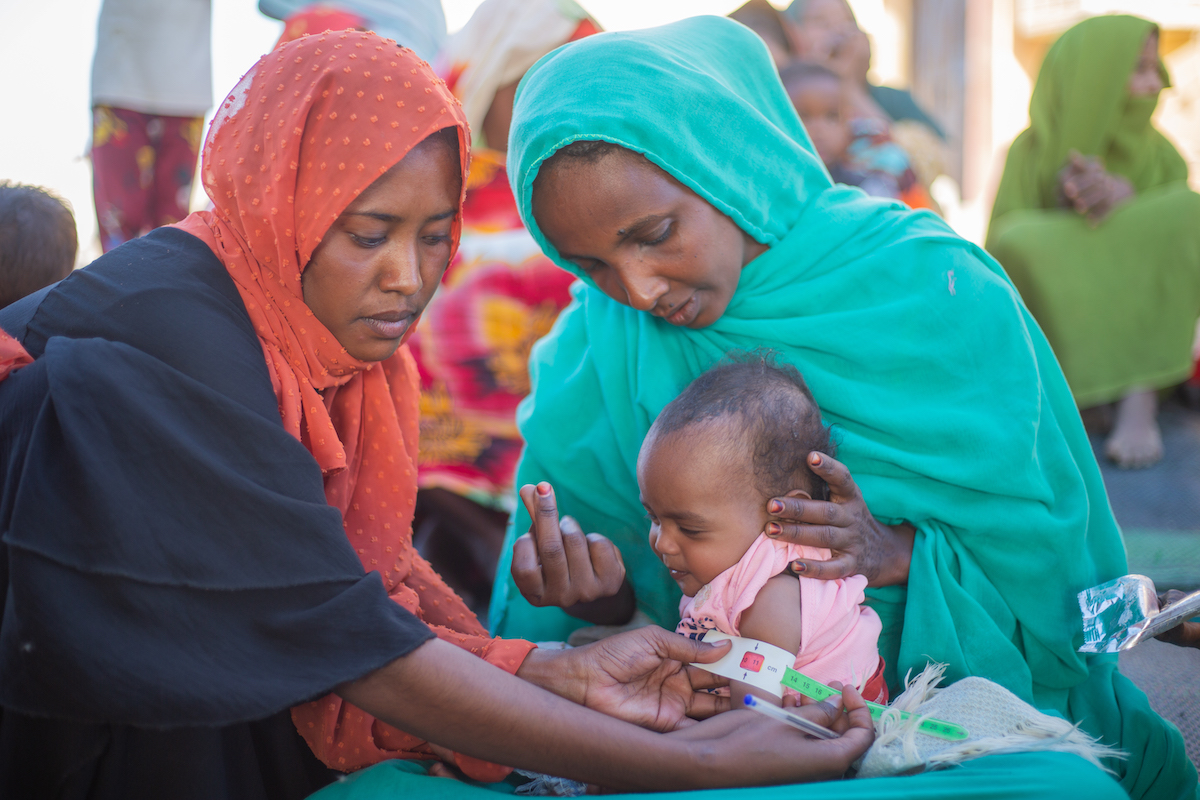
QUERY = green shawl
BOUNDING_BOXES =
[490,17,1192,796]
[988,14,1186,233]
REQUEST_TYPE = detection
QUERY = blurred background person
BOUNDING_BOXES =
[404,0,599,614]
[89,0,211,253]
[258,0,447,61]
[986,15,1200,470]
[781,59,929,207]
[782,0,943,210]
[272,4,368,46]
[0,182,77,308]
[728,0,797,67]
[780,61,849,171]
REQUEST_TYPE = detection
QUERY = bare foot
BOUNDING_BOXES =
[1105,389,1163,469]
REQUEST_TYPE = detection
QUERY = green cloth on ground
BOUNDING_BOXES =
[485,15,1195,799]
[310,752,1129,799]
[986,14,1200,405]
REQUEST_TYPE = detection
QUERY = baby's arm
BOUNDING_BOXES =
[734,574,803,707]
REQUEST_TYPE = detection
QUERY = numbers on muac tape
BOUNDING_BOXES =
[691,632,969,742]
[781,668,969,742]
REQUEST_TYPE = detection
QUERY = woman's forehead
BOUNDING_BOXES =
[198,30,468,271]
[535,148,673,206]
[532,152,682,239]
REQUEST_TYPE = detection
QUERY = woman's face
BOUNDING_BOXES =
[1128,31,1164,98]
[791,0,858,63]
[532,151,767,329]
[302,134,461,362]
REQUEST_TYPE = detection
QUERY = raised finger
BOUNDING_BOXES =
[510,533,546,603]
[524,482,570,589]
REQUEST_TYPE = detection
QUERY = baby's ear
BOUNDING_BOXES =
[783,488,812,500]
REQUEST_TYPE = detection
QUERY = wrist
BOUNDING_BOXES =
[876,521,914,586]
[515,646,587,706]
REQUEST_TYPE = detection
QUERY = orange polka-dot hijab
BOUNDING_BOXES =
[175,31,468,480]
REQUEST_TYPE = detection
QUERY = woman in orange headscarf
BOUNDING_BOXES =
[0,30,874,799]
[171,28,534,780]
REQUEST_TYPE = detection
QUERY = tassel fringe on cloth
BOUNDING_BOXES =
[855,663,1125,778]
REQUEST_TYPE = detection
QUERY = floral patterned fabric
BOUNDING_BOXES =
[92,105,204,252]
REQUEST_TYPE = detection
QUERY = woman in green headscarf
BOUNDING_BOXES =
[487,15,1195,800]
[987,15,1200,469]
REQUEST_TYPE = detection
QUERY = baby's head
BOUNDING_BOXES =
[637,353,834,597]
[779,61,849,169]
[0,182,77,309]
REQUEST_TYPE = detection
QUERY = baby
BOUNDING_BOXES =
[778,61,852,180]
[780,61,929,207]
[0,182,77,309]
[637,354,886,707]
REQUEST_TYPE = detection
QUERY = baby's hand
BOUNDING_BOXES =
[511,482,627,610]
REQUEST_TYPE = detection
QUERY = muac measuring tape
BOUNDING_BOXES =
[780,667,968,741]
[694,632,968,742]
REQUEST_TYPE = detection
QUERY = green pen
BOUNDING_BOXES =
[781,668,969,742]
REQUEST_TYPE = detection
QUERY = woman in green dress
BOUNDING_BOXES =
[987,15,1200,469]
[483,15,1195,800]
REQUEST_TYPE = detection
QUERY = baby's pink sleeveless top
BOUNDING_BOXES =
[677,534,884,699]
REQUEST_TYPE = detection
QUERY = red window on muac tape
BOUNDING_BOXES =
[739,652,765,672]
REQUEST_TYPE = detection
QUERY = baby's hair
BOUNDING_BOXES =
[779,60,842,94]
[650,350,836,501]
[0,182,77,309]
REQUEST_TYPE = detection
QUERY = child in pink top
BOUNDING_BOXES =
[637,354,886,707]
